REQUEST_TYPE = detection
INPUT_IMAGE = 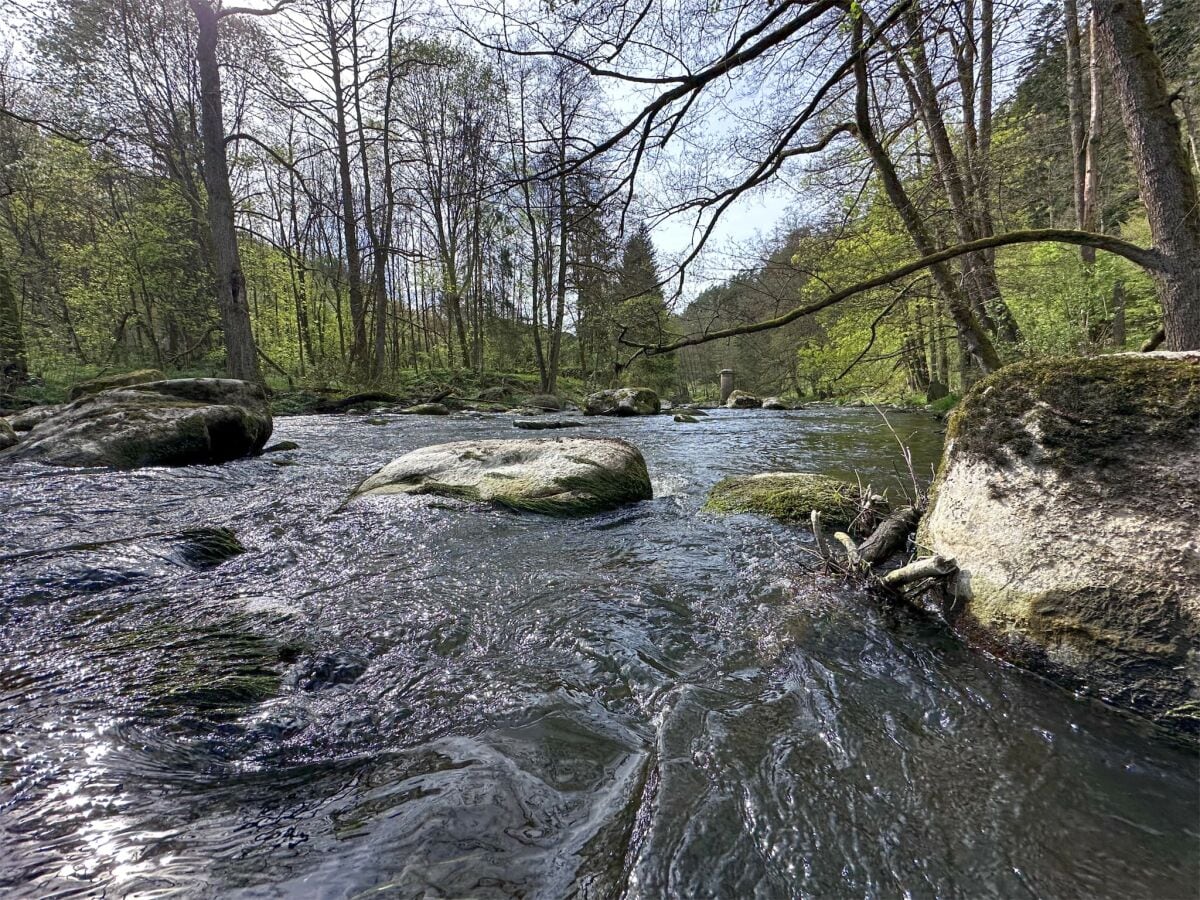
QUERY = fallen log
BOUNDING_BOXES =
[880,554,957,588]
[856,505,921,566]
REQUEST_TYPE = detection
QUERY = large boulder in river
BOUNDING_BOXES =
[725,390,761,409]
[583,387,660,417]
[0,418,16,450]
[761,396,791,410]
[0,378,272,468]
[919,353,1200,732]
[705,472,888,534]
[353,437,653,515]
[66,368,164,401]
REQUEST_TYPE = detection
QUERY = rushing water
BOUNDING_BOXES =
[1,407,1196,898]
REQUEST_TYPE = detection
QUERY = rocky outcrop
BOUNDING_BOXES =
[0,378,272,468]
[761,397,791,410]
[66,368,164,401]
[353,437,653,515]
[724,390,761,409]
[583,387,660,417]
[7,404,63,431]
[705,472,887,534]
[0,418,17,450]
[919,353,1200,733]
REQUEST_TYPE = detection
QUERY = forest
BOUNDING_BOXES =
[0,0,1195,408]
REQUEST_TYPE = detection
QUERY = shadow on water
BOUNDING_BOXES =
[0,407,1196,898]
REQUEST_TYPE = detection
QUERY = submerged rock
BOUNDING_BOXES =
[0,418,16,451]
[0,378,272,469]
[583,387,660,417]
[513,419,584,430]
[263,440,300,453]
[7,404,63,432]
[725,390,761,409]
[705,472,887,534]
[673,414,699,424]
[398,402,451,416]
[761,397,791,410]
[353,437,653,515]
[66,368,164,401]
[919,352,1200,733]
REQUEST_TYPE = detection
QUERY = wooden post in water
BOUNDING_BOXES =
[719,369,735,405]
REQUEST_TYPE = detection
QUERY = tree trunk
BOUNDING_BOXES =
[0,252,27,391]
[1095,0,1200,349]
[189,0,262,384]
[853,19,1002,372]
[1081,8,1104,265]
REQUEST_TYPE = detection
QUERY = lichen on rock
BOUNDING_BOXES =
[920,351,1200,734]
[583,387,660,416]
[353,436,653,516]
[704,472,887,534]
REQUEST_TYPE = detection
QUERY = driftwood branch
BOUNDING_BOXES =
[881,554,957,588]
[856,505,921,566]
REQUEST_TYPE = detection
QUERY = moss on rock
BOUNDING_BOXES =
[947,352,1200,477]
[66,368,164,401]
[704,472,887,533]
[353,437,653,516]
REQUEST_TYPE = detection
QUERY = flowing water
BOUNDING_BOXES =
[1,407,1196,898]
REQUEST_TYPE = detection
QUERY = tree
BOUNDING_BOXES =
[188,0,267,383]
[1094,0,1200,350]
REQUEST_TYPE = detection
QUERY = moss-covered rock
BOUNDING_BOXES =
[704,472,887,534]
[674,414,699,424]
[583,387,660,416]
[0,417,16,451]
[0,378,272,468]
[920,352,1200,734]
[524,393,562,411]
[725,390,761,409]
[353,437,653,515]
[66,368,164,401]
[761,397,791,410]
[398,402,451,416]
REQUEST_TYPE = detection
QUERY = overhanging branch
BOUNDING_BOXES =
[626,229,1161,354]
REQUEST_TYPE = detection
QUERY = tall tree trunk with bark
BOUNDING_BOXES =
[189,0,263,383]
[0,251,26,390]
[1095,0,1200,349]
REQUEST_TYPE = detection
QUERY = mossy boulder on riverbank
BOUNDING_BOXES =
[0,378,272,468]
[920,351,1200,734]
[353,437,653,516]
[705,472,888,534]
[0,418,16,450]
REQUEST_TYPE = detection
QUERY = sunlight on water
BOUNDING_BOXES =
[0,407,1196,898]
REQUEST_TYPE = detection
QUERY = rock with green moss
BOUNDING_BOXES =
[353,436,653,515]
[524,393,562,411]
[761,397,791,410]
[0,418,16,450]
[583,387,660,416]
[919,352,1200,733]
[705,472,887,534]
[674,414,699,424]
[66,368,164,401]
[398,402,450,416]
[724,390,761,409]
[0,378,272,468]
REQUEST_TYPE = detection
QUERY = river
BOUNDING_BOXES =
[1,406,1196,898]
